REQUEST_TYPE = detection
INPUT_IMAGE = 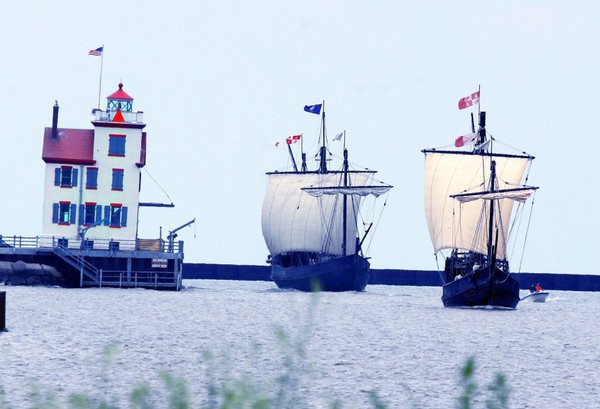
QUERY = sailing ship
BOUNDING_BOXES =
[261,103,392,292]
[423,110,538,308]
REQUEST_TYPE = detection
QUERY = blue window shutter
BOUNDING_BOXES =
[86,168,98,189]
[79,205,85,225]
[69,204,77,224]
[95,205,102,224]
[72,168,78,187]
[104,206,110,225]
[52,203,59,223]
[121,207,128,227]
[54,168,61,186]
[111,171,116,190]
[91,169,98,188]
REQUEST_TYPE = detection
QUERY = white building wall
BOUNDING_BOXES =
[41,122,144,246]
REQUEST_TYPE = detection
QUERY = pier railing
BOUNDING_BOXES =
[82,270,181,289]
[53,243,101,285]
[0,235,183,254]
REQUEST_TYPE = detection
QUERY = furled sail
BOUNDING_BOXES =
[261,171,375,257]
[452,187,537,203]
[302,184,392,197]
[423,150,534,259]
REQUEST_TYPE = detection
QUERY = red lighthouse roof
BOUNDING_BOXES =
[107,82,133,100]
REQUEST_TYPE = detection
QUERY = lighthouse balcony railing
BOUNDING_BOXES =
[0,235,182,255]
[92,109,144,124]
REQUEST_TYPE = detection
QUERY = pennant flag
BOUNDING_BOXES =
[88,46,103,56]
[458,91,480,110]
[454,132,477,147]
[286,134,301,144]
[474,139,490,151]
[304,104,322,115]
[333,132,343,141]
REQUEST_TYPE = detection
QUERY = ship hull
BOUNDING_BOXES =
[442,266,520,309]
[270,254,370,292]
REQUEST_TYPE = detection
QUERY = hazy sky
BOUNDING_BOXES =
[1,1,598,274]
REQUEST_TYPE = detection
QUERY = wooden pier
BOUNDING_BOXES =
[0,235,184,290]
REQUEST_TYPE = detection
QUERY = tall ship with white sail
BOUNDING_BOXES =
[261,103,392,292]
[422,92,538,308]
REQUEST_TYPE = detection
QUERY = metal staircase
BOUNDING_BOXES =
[53,244,100,286]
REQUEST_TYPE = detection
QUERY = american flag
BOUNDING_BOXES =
[88,46,103,56]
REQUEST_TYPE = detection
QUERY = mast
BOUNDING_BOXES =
[487,160,496,264]
[342,148,349,256]
[474,111,487,152]
[318,102,328,173]
[287,143,298,172]
[300,132,307,172]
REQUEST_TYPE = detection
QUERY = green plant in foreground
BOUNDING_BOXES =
[0,354,512,409]
[457,357,510,409]
[0,289,512,408]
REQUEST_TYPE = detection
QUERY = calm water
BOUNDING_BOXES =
[0,280,598,408]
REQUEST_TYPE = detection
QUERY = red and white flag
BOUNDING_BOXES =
[455,132,477,147]
[458,91,480,110]
[286,134,301,144]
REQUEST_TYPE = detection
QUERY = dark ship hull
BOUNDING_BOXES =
[441,255,520,309]
[270,253,370,292]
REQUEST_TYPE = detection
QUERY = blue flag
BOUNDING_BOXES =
[304,104,322,115]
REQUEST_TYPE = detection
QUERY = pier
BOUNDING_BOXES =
[0,235,183,290]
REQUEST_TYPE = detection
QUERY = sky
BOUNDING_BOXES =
[1,1,598,275]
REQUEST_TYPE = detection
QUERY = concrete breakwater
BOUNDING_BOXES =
[2,260,598,292]
[0,261,63,286]
[182,263,600,292]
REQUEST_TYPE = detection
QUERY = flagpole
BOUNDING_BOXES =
[97,45,104,109]
[477,84,481,118]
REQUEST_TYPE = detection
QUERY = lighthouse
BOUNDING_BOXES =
[41,82,146,249]
[0,82,182,289]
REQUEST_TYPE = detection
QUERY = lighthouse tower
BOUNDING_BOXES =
[41,83,146,250]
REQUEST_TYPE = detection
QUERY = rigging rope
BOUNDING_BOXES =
[142,167,174,204]
[517,191,537,273]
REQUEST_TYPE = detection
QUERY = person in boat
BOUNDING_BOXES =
[534,283,544,292]
[530,283,536,293]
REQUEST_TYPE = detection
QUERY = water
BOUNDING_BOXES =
[0,280,598,408]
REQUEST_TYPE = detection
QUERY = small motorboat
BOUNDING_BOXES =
[521,291,549,303]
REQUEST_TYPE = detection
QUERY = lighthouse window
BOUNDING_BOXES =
[105,204,128,228]
[54,166,78,188]
[83,203,97,225]
[108,134,126,156]
[112,169,124,191]
[59,203,70,223]
[52,202,76,225]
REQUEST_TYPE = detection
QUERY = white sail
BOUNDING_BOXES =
[261,171,373,257]
[423,151,533,259]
